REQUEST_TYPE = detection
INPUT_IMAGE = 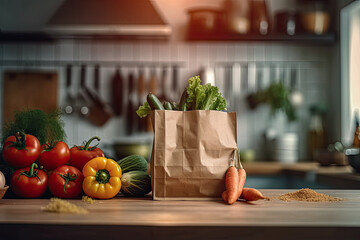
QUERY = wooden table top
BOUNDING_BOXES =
[1,190,360,240]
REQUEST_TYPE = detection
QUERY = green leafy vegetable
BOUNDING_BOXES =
[246,82,296,122]
[2,109,66,145]
[136,101,151,118]
[135,75,227,118]
[186,76,201,110]
[186,76,227,111]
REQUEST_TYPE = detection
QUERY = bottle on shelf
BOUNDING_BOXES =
[250,0,270,35]
[307,104,327,160]
[352,111,360,148]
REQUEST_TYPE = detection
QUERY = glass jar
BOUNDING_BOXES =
[298,0,330,34]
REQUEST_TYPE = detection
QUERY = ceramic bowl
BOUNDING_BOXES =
[0,185,9,199]
[345,148,360,173]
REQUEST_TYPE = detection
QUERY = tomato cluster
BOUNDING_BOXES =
[2,133,104,199]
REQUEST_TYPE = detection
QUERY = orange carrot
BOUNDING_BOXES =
[222,191,228,203]
[241,188,268,201]
[235,149,246,201]
[238,168,247,198]
[225,166,239,204]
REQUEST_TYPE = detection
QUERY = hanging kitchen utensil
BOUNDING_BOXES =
[289,67,303,108]
[76,65,90,117]
[203,66,215,85]
[112,67,124,116]
[94,65,100,91]
[247,62,256,92]
[84,64,112,126]
[126,72,137,135]
[231,63,241,112]
[148,67,158,94]
[158,66,168,102]
[245,62,258,109]
[171,65,178,97]
[137,67,146,103]
[223,64,233,110]
[63,64,74,115]
[83,85,109,127]
[256,65,264,91]
[137,67,147,132]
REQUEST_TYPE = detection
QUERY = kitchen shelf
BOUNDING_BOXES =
[187,32,336,44]
[0,31,169,43]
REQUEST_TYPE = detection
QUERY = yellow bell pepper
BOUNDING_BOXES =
[82,157,122,199]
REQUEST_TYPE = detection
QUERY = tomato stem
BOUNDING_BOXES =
[42,140,59,152]
[18,163,41,182]
[29,163,38,175]
[59,173,78,193]
[8,131,28,151]
[83,136,101,151]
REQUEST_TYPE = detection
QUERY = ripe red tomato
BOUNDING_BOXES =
[10,163,47,198]
[48,165,84,198]
[69,136,104,171]
[38,141,70,170]
[2,132,41,168]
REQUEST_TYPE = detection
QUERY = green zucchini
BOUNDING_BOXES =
[147,93,164,110]
[171,102,179,110]
[179,89,188,111]
[117,155,148,173]
[163,101,173,110]
[121,171,151,197]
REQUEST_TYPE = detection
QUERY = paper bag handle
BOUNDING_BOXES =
[230,148,243,169]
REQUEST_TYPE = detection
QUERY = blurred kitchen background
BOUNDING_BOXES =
[1,0,360,188]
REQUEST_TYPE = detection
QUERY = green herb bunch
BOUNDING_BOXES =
[2,109,66,145]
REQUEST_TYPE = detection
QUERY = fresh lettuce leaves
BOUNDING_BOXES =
[186,76,227,111]
[186,76,201,110]
[136,101,151,118]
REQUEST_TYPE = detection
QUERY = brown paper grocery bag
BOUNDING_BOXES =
[150,110,237,200]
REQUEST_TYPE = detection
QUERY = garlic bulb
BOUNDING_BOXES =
[0,171,5,188]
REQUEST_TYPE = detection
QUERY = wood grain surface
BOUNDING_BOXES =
[3,71,58,124]
[1,190,360,240]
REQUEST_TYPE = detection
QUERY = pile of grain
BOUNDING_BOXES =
[82,195,96,204]
[42,198,88,214]
[278,188,343,202]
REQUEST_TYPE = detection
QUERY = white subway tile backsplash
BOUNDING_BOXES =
[253,43,266,62]
[93,43,116,61]
[3,44,19,60]
[158,43,172,62]
[196,43,210,65]
[177,43,189,62]
[138,42,153,61]
[118,43,134,61]
[21,44,38,60]
[40,44,55,61]
[234,45,248,62]
[75,41,91,61]
[57,40,75,61]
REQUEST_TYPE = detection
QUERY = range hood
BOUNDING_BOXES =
[44,0,171,36]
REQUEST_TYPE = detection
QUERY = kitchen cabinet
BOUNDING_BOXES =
[1,190,360,240]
